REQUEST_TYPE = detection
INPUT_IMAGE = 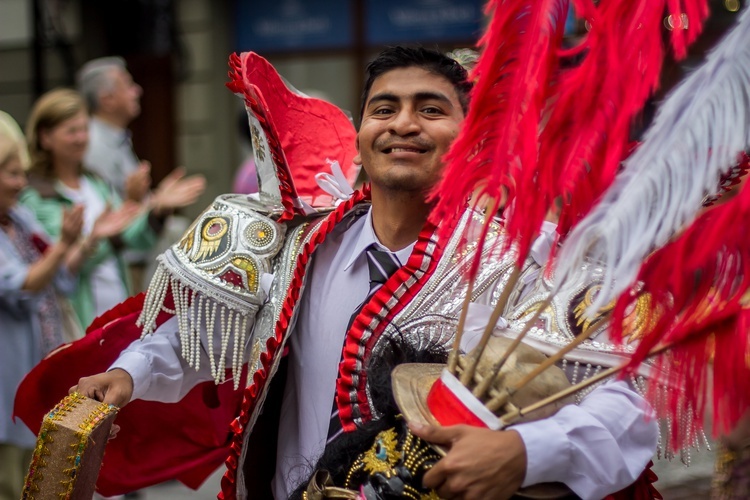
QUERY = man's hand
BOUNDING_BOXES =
[150,167,206,215]
[410,423,527,500]
[71,369,134,407]
[125,161,152,202]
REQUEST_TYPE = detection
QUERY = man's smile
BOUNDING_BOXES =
[384,146,427,154]
[379,141,431,155]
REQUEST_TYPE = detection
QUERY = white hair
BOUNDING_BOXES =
[76,56,128,113]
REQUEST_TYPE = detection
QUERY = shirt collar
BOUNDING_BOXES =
[343,208,416,271]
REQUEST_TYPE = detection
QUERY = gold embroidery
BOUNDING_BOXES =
[231,256,259,293]
[251,125,266,162]
[195,217,229,261]
[622,293,658,343]
[573,285,614,333]
[361,428,399,475]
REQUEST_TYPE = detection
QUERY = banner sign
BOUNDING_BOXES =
[365,0,483,45]
[236,0,353,52]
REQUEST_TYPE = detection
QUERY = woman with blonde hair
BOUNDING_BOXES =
[0,111,83,500]
[22,88,201,327]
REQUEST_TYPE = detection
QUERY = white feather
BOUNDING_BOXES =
[554,7,750,312]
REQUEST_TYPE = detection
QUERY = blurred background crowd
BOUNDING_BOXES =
[0,1,745,499]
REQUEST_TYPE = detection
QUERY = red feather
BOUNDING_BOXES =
[542,0,709,239]
[428,0,568,267]
[611,178,750,447]
[429,0,708,275]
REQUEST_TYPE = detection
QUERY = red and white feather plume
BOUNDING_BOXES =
[540,0,708,239]
[611,178,750,445]
[555,6,750,311]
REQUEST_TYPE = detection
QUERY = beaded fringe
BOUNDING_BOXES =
[560,359,710,464]
[648,379,711,465]
[137,264,250,389]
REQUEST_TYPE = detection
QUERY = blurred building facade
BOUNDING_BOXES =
[0,0,484,218]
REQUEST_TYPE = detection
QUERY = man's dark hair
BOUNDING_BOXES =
[360,46,473,119]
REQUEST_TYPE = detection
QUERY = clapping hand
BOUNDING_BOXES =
[150,167,206,215]
[91,201,141,240]
[124,161,152,202]
[60,205,84,245]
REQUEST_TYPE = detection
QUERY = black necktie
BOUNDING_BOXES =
[326,245,402,443]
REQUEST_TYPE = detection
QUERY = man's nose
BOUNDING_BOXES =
[388,110,420,136]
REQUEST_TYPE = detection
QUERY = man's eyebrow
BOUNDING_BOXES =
[365,91,455,108]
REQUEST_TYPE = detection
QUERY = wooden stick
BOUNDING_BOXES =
[448,198,499,375]
[448,278,475,375]
[500,365,619,425]
[500,342,671,426]
[473,295,552,398]
[460,265,522,386]
[486,314,609,412]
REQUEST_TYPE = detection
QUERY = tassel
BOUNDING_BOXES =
[555,7,750,311]
[137,263,171,335]
[190,293,202,370]
[207,300,219,382]
[232,313,245,390]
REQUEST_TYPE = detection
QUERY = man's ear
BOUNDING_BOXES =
[97,91,114,113]
[353,135,362,165]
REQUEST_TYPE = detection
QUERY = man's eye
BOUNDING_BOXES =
[422,107,442,114]
[373,108,393,115]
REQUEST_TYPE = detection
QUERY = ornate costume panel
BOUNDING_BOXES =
[346,210,522,426]
[138,194,287,387]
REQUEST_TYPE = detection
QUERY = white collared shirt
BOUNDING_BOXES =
[273,208,414,497]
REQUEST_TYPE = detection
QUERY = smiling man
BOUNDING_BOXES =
[71,47,656,500]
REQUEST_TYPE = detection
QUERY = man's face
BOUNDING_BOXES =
[102,68,142,123]
[355,67,465,194]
